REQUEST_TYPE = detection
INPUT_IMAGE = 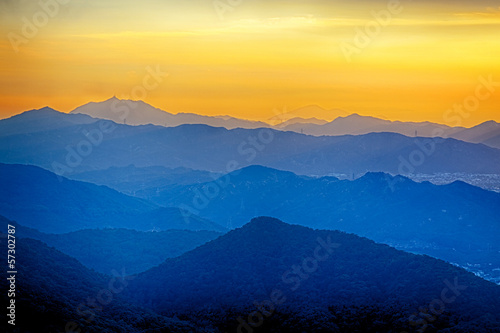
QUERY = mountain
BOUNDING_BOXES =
[0,233,205,332]
[450,120,500,149]
[4,217,221,275]
[71,96,270,129]
[282,114,500,150]
[275,117,328,128]
[2,109,500,176]
[128,217,500,332]
[0,106,98,136]
[152,165,500,283]
[283,113,461,137]
[0,163,225,233]
[267,105,350,124]
[68,164,220,196]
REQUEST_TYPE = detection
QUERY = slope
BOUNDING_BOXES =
[0,163,225,233]
[2,109,500,176]
[0,233,206,332]
[6,217,222,275]
[128,217,500,332]
[155,165,500,282]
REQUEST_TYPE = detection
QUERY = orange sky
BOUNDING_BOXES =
[0,0,499,127]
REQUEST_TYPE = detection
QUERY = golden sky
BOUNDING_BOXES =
[0,0,499,127]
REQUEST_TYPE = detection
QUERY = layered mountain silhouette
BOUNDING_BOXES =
[0,232,205,332]
[451,120,500,148]
[151,165,500,283]
[283,113,456,137]
[1,95,500,332]
[0,106,98,136]
[3,216,221,275]
[67,98,500,149]
[71,96,269,129]
[267,105,350,124]
[276,117,328,128]
[283,114,500,149]
[6,217,500,331]
[0,163,225,233]
[68,164,220,196]
[126,217,500,332]
[2,108,500,176]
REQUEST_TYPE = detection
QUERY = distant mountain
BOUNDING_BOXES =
[268,105,350,124]
[0,163,225,233]
[5,217,221,275]
[282,114,500,149]
[2,109,500,176]
[0,233,204,332]
[0,106,98,136]
[276,117,328,128]
[283,113,460,137]
[71,96,270,129]
[128,217,500,332]
[154,165,500,283]
[450,120,500,149]
[68,164,220,196]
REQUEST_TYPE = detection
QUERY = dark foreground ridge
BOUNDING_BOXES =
[2,216,500,332]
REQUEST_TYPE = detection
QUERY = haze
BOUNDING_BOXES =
[1,0,499,126]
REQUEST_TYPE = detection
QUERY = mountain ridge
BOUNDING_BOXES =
[2,110,500,176]
[0,163,226,233]
[127,216,500,332]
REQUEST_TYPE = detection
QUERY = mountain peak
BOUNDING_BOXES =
[106,95,120,102]
[357,172,412,187]
[245,216,290,230]
[229,165,296,180]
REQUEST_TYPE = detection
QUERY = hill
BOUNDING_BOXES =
[128,217,500,332]
[5,217,222,275]
[0,233,206,332]
[154,165,500,283]
[0,163,225,233]
[2,109,500,176]
[0,107,98,136]
[71,96,269,129]
[68,164,220,195]
[282,113,500,149]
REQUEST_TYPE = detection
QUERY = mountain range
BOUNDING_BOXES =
[5,99,498,150]
[282,114,500,149]
[0,232,205,332]
[5,216,221,275]
[71,96,270,129]
[127,217,500,332]
[69,164,220,196]
[2,108,500,177]
[135,164,500,283]
[2,217,500,332]
[67,97,500,149]
[2,162,498,283]
[0,163,226,233]
[2,98,500,331]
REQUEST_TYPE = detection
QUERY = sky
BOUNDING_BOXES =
[0,0,499,126]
